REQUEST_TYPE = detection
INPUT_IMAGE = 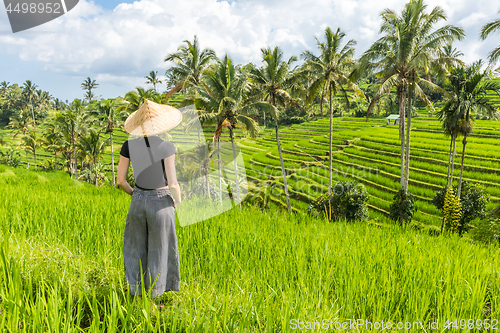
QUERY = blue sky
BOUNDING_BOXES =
[0,0,499,102]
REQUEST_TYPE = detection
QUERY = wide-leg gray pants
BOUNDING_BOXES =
[123,186,180,298]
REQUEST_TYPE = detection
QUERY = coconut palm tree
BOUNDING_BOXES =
[87,98,125,189]
[81,77,99,103]
[480,11,500,64]
[164,35,216,99]
[22,80,38,124]
[7,108,34,167]
[249,46,301,212]
[361,0,465,194]
[21,128,43,171]
[145,70,163,92]
[78,128,109,186]
[0,81,10,94]
[118,87,159,116]
[55,99,89,179]
[302,27,365,193]
[443,62,500,198]
[42,121,64,171]
[186,55,264,208]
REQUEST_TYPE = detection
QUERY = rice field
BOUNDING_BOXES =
[0,165,498,332]
[238,116,500,234]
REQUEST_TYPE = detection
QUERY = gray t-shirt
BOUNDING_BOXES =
[120,135,176,190]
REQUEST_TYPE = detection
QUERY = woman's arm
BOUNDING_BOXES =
[117,155,134,195]
[164,154,181,207]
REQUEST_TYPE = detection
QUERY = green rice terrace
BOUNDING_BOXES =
[2,114,500,235]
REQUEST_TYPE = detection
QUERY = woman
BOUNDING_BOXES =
[116,100,183,309]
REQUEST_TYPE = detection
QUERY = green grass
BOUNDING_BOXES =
[0,165,499,332]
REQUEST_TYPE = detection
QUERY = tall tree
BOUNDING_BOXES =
[249,46,301,212]
[145,70,163,92]
[81,77,99,103]
[444,62,500,198]
[55,99,89,179]
[187,55,266,208]
[42,121,64,171]
[22,80,38,124]
[88,98,125,189]
[78,128,109,186]
[480,11,500,65]
[21,128,43,171]
[118,87,159,116]
[164,35,216,99]
[302,27,365,193]
[361,0,464,195]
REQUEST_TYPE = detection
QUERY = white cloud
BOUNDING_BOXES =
[0,0,499,100]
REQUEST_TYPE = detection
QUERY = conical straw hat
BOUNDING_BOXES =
[124,99,182,136]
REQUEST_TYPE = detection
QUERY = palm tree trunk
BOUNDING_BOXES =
[457,134,468,198]
[404,86,412,190]
[110,132,115,189]
[450,136,457,185]
[398,84,406,191]
[218,137,223,206]
[229,128,241,210]
[329,85,333,193]
[73,134,78,180]
[34,148,37,171]
[446,136,453,187]
[263,110,266,128]
[94,158,98,186]
[320,84,326,117]
[31,104,35,124]
[274,114,292,212]
[398,84,406,227]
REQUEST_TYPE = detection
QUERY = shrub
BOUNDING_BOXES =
[432,181,490,235]
[469,204,500,248]
[0,148,21,168]
[389,189,416,226]
[308,181,369,222]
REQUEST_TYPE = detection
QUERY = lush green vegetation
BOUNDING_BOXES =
[0,165,498,332]
[1,0,500,329]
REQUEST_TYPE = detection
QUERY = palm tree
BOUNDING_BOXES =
[443,62,500,198]
[164,35,216,99]
[361,0,465,194]
[145,70,162,92]
[187,55,264,208]
[249,46,300,212]
[55,99,89,179]
[118,87,159,116]
[87,98,125,189]
[78,128,109,186]
[480,10,500,64]
[52,98,66,111]
[7,108,34,167]
[22,80,38,124]
[179,143,215,198]
[42,121,64,171]
[81,77,99,103]
[302,27,365,193]
[21,129,43,171]
[0,81,10,94]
